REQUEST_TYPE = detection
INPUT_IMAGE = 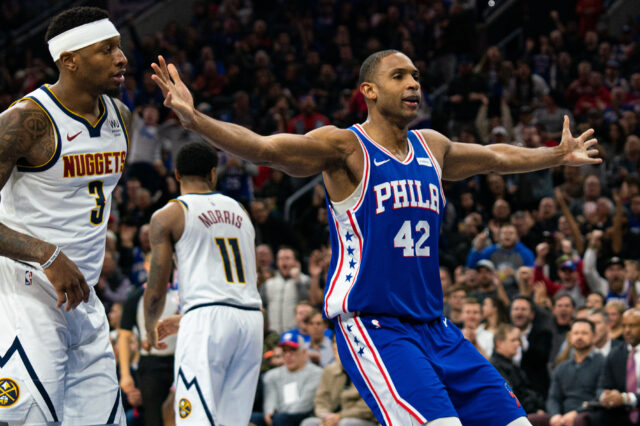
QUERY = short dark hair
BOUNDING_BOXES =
[553,291,575,307]
[462,297,481,308]
[45,7,110,42]
[445,285,466,297]
[278,245,298,261]
[358,49,399,85]
[176,143,219,178]
[572,318,595,333]
[494,324,516,345]
[588,291,606,305]
[512,296,533,310]
[588,307,609,323]
[304,309,322,323]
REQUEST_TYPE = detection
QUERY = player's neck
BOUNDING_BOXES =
[361,116,409,160]
[180,183,214,194]
[49,80,102,118]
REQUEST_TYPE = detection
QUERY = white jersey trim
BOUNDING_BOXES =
[323,211,364,318]
[413,130,446,207]
[354,123,415,165]
[332,128,371,216]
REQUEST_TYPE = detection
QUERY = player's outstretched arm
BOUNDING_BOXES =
[435,115,601,181]
[143,202,183,349]
[151,56,348,177]
[0,102,89,310]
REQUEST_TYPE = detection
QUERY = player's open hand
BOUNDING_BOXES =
[146,327,167,350]
[43,249,89,311]
[559,115,602,166]
[157,314,182,341]
[151,55,196,127]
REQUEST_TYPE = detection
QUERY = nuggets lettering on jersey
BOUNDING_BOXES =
[62,151,126,178]
[173,193,261,312]
[0,84,128,285]
[324,124,446,321]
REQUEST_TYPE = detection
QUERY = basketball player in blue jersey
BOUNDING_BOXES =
[0,7,128,425]
[151,50,600,426]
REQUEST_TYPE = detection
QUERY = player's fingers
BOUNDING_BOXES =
[151,62,169,86]
[167,63,182,84]
[164,92,173,108]
[157,341,168,350]
[584,138,598,149]
[66,280,82,311]
[150,63,165,83]
[80,277,90,302]
[55,287,66,308]
[150,74,170,95]
[157,55,171,80]
[579,128,595,142]
[585,152,602,164]
[562,115,571,135]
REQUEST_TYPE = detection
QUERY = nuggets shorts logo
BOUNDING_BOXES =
[178,398,192,419]
[0,378,19,407]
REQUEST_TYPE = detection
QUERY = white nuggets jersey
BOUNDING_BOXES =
[173,192,261,312]
[0,84,128,285]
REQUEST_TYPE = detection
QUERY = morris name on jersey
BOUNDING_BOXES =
[198,208,244,229]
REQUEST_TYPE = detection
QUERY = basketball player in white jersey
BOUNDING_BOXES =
[144,142,263,425]
[0,7,128,425]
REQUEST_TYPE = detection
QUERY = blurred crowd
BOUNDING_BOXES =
[4,0,640,425]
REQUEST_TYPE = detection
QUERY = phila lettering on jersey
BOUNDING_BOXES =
[323,124,446,321]
[0,84,128,285]
[172,193,262,312]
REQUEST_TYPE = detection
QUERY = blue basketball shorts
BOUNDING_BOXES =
[334,313,525,426]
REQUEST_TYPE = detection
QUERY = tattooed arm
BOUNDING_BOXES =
[0,100,89,310]
[144,201,184,349]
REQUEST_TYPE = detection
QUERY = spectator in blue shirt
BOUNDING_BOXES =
[467,223,535,272]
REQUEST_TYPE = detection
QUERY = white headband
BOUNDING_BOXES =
[48,18,120,62]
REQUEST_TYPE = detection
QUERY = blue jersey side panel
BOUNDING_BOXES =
[324,124,445,321]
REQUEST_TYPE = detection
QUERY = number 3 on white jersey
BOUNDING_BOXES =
[393,220,430,257]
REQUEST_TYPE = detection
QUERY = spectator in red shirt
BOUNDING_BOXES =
[576,0,603,37]
[565,61,593,105]
[534,243,588,306]
[193,59,226,100]
[574,72,610,117]
[287,95,330,134]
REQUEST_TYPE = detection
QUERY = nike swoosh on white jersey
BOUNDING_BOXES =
[373,158,390,166]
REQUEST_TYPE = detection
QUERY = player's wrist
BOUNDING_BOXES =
[41,245,60,269]
[185,108,202,130]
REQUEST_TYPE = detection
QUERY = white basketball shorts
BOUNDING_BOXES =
[0,256,124,425]
[174,304,263,425]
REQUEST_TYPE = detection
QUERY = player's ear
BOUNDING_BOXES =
[174,169,181,183]
[360,81,377,101]
[58,52,77,72]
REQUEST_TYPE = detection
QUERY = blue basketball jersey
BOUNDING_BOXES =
[323,124,446,321]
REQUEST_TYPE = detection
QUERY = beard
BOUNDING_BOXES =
[573,341,592,351]
[103,85,122,98]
